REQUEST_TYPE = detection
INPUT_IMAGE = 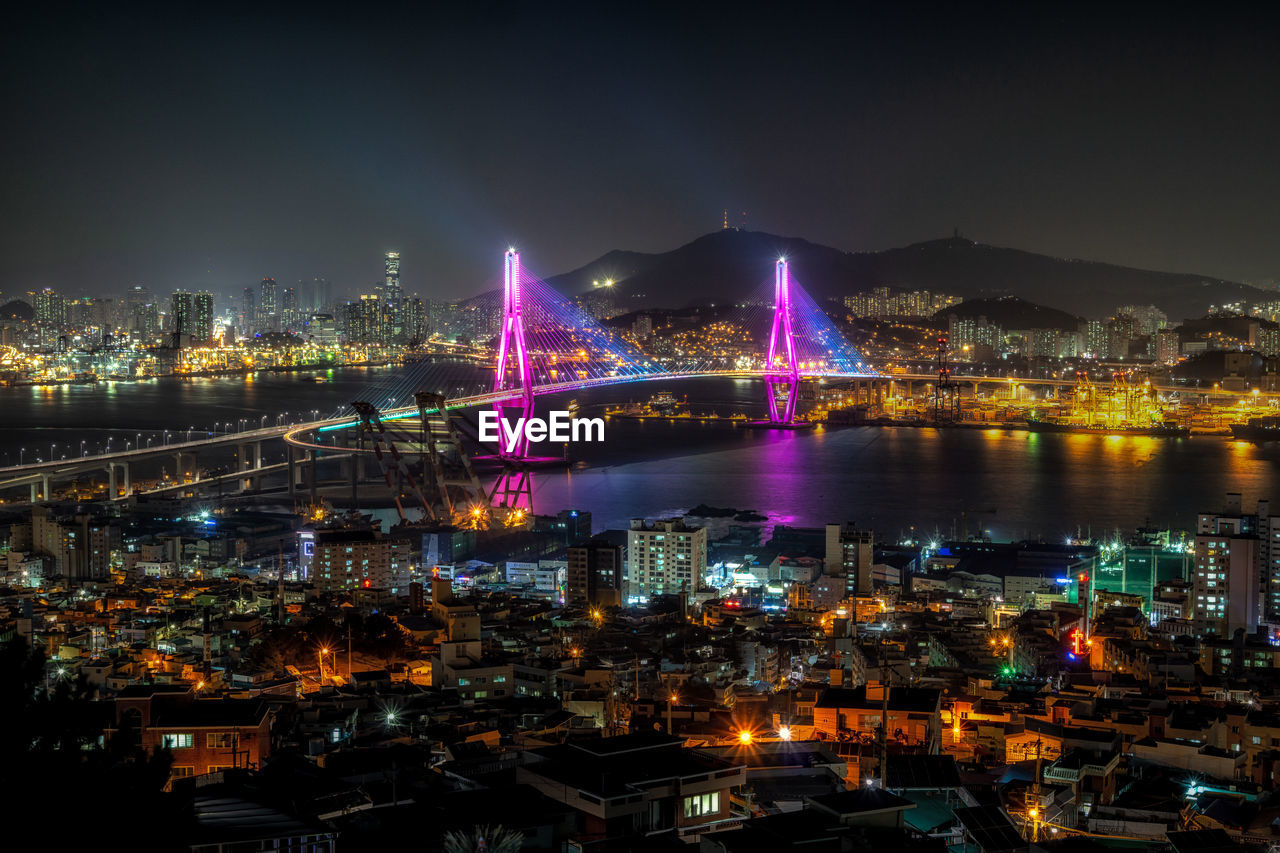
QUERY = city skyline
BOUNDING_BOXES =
[7,7,1280,851]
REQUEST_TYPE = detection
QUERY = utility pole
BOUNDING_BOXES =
[879,639,889,788]
[1023,739,1043,842]
[276,543,285,625]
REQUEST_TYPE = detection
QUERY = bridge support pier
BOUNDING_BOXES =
[237,442,263,492]
[173,451,197,484]
[488,464,533,514]
[31,473,51,502]
[106,462,131,500]
[309,449,318,504]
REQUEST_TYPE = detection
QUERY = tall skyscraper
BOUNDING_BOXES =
[193,292,214,343]
[384,251,402,300]
[1195,494,1263,635]
[258,277,278,331]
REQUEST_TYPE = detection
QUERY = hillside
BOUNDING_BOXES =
[545,230,1271,319]
[935,296,1082,331]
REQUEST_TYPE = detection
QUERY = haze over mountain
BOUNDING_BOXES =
[545,230,1273,320]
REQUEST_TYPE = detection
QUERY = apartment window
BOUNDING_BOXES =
[162,733,193,749]
[207,732,238,749]
[207,764,235,773]
[683,792,720,818]
[170,766,194,778]
[493,675,507,683]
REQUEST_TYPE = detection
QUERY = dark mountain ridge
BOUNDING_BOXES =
[544,230,1271,320]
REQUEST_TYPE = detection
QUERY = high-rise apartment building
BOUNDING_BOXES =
[31,505,118,582]
[193,291,214,343]
[281,286,298,330]
[825,523,874,596]
[130,302,159,341]
[1193,530,1259,636]
[310,529,411,593]
[34,287,66,328]
[241,286,256,335]
[1195,493,1272,633]
[1258,327,1280,358]
[567,536,625,608]
[1117,304,1168,337]
[258,277,278,331]
[1192,489,1280,622]
[1085,319,1108,358]
[342,295,384,344]
[626,518,707,602]
[1155,329,1181,364]
[169,290,193,344]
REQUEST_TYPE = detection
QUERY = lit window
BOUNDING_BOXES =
[683,792,720,818]
[162,733,193,749]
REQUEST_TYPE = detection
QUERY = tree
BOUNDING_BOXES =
[441,825,524,853]
[0,638,187,848]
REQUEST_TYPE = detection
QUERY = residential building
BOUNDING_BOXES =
[626,517,707,603]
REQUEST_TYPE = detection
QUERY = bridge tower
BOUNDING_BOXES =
[765,258,801,424]
[489,249,536,517]
[493,249,536,459]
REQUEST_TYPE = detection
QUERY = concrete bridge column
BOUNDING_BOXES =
[107,464,117,499]
[173,451,197,483]
[237,442,263,492]
[309,449,318,503]
[287,446,297,497]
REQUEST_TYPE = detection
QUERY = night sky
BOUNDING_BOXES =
[3,4,1279,302]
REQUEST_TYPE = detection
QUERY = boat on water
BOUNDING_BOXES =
[1024,420,1189,437]
[1231,417,1280,441]
[649,391,680,414]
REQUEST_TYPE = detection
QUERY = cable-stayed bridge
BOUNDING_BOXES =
[311,250,877,440]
